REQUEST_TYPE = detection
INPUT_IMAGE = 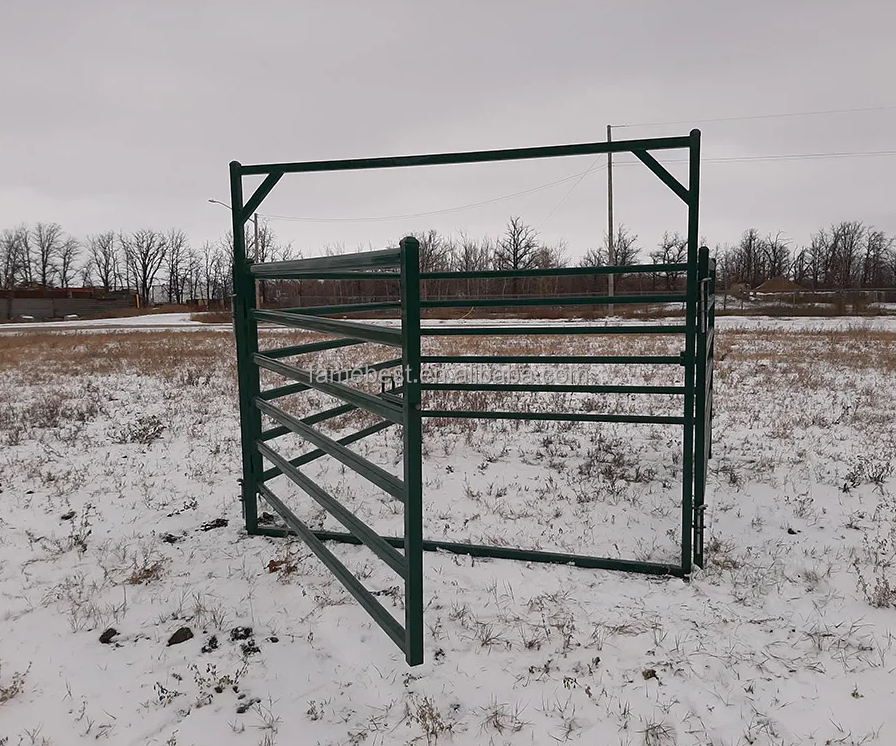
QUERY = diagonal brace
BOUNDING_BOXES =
[633,150,689,204]
[240,171,283,223]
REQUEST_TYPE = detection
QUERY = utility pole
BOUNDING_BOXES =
[607,124,616,312]
[208,198,263,309]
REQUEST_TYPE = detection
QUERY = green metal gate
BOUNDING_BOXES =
[228,130,714,666]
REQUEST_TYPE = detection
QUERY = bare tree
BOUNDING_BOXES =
[413,229,452,273]
[533,240,568,269]
[164,228,190,303]
[763,231,791,279]
[32,222,65,288]
[608,225,639,267]
[579,247,604,267]
[1,227,30,319]
[860,228,894,288]
[650,232,688,289]
[87,232,119,292]
[121,229,167,304]
[58,237,81,288]
[495,216,539,271]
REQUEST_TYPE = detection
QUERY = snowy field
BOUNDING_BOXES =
[1,318,895,745]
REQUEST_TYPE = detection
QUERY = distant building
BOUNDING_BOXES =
[753,276,803,293]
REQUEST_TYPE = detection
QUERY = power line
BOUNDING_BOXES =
[260,148,896,224]
[614,104,896,129]
[614,149,896,166]
[537,159,606,231]
[261,168,595,224]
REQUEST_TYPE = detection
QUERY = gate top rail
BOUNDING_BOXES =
[237,134,694,176]
[251,247,401,278]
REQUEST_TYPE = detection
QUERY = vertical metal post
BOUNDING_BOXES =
[693,246,709,569]
[253,213,263,309]
[230,161,262,534]
[400,236,424,666]
[607,124,615,308]
[680,129,701,576]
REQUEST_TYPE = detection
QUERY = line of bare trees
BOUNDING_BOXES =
[716,221,896,291]
[3,217,894,310]
[0,221,293,306]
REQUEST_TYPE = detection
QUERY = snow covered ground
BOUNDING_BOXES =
[1,319,895,745]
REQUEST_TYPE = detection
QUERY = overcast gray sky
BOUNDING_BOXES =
[1,0,894,261]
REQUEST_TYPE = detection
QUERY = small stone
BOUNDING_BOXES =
[787,527,799,535]
[230,626,253,641]
[167,627,194,646]
[268,636,279,644]
[642,669,658,680]
[61,510,76,521]
[199,518,228,532]
[160,533,180,544]
[241,640,260,656]
[201,635,219,653]
[99,627,118,644]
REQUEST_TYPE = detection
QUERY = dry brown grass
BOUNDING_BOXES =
[0,331,235,380]
[721,328,896,374]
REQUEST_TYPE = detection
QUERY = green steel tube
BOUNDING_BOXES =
[253,309,402,347]
[256,443,407,577]
[253,353,404,423]
[680,129,701,576]
[422,325,687,337]
[400,236,425,667]
[259,338,361,359]
[258,359,401,400]
[259,402,357,441]
[239,135,692,175]
[420,383,685,395]
[419,263,688,281]
[256,483,407,650]
[419,293,686,309]
[252,528,683,577]
[274,301,402,316]
[255,398,405,499]
[260,420,395,482]
[250,247,401,276]
[230,161,262,534]
[420,410,685,425]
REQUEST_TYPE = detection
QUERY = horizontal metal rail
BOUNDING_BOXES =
[259,338,362,359]
[238,134,693,175]
[256,483,407,648]
[422,324,687,337]
[420,263,688,281]
[254,354,403,423]
[250,247,401,276]
[272,302,402,316]
[420,410,685,425]
[256,399,405,500]
[256,271,402,281]
[421,383,685,395]
[254,310,402,347]
[420,294,686,309]
[259,402,357,441]
[256,443,406,577]
[252,526,682,576]
[421,355,682,365]
[261,420,395,481]
[258,382,313,401]
[259,359,402,401]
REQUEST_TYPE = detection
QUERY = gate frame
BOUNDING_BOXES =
[229,131,714,666]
